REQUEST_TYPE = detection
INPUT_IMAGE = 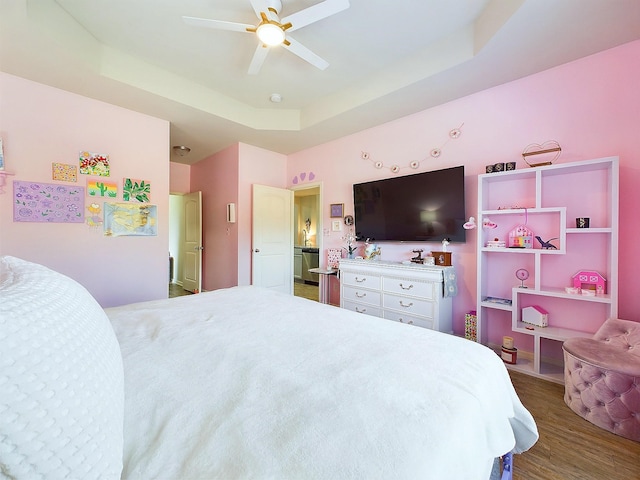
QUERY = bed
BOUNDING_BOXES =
[1,256,538,479]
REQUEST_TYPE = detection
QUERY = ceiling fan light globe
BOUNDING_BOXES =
[256,22,285,46]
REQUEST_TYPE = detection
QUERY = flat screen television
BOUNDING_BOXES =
[353,165,466,243]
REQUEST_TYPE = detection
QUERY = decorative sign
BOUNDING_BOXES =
[13,181,84,223]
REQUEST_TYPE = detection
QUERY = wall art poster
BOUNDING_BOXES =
[87,179,117,198]
[86,202,103,228]
[14,181,84,223]
[52,162,77,182]
[103,203,157,236]
[123,178,150,202]
[79,151,110,176]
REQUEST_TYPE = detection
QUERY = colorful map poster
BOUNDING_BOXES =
[104,203,157,236]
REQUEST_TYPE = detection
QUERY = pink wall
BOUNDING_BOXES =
[190,142,287,289]
[191,144,240,291]
[287,40,640,335]
[170,162,191,194]
[237,143,288,285]
[0,73,170,308]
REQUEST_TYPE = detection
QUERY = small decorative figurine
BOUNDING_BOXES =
[535,236,558,250]
[411,249,425,264]
[572,270,606,295]
[463,217,477,229]
[516,268,529,288]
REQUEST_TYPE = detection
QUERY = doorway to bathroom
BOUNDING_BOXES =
[292,183,322,302]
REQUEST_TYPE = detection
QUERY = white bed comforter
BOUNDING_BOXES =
[106,286,537,480]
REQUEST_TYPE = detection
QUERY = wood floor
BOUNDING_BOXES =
[509,370,640,479]
[168,282,193,297]
[294,281,319,302]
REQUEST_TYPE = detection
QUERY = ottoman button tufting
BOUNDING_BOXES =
[563,318,640,442]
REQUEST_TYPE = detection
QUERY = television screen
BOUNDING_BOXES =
[353,165,466,243]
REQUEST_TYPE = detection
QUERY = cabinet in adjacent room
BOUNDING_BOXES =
[476,157,619,383]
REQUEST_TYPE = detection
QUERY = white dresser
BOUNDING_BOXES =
[339,259,453,333]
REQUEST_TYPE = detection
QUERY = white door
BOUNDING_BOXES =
[182,191,202,293]
[252,184,293,294]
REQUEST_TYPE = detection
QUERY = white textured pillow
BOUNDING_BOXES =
[0,256,124,479]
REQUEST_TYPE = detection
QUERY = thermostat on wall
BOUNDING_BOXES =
[227,203,236,223]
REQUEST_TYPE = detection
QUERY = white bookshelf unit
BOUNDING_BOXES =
[476,157,619,383]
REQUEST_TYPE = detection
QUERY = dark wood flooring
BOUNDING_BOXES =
[168,282,193,298]
[509,370,640,479]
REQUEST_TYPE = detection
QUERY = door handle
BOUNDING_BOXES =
[254,248,260,253]
[194,246,204,250]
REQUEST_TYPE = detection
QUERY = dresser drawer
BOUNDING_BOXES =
[342,300,382,318]
[383,310,434,330]
[382,293,434,318]
[341,271,381,290]
[342,285,381,306]
[382,277,436,300]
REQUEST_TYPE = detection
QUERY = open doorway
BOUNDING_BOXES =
[168,192,202,297]
[291,183,322,302]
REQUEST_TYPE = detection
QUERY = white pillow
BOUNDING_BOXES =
[0,256,124,479]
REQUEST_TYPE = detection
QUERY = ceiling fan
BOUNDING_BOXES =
[183,0,349,74]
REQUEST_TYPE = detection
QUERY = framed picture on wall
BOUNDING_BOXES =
[330,203,344,218]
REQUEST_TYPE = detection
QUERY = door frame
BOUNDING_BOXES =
[291,181,323,265]
[251,184,294,293]
[182,191,202,293]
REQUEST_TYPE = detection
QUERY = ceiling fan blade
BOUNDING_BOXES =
[281,0,349,32]
[283,37,329,70]
[182,16,254,33]
[248,44,269,75]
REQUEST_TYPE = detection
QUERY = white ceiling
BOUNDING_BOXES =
[1,0,639,165]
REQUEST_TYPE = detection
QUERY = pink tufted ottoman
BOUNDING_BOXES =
[563,318,640,442]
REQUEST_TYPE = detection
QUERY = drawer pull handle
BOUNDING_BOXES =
[356,307,367,313]
[355,277,366,283]
[399,301,414,308]
[355,292,367,298]
[398,318,414,325]
[399,283,414,290]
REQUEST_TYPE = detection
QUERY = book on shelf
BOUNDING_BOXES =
[482,296,512,306]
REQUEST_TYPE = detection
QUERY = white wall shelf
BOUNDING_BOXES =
[476,157,619,384]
